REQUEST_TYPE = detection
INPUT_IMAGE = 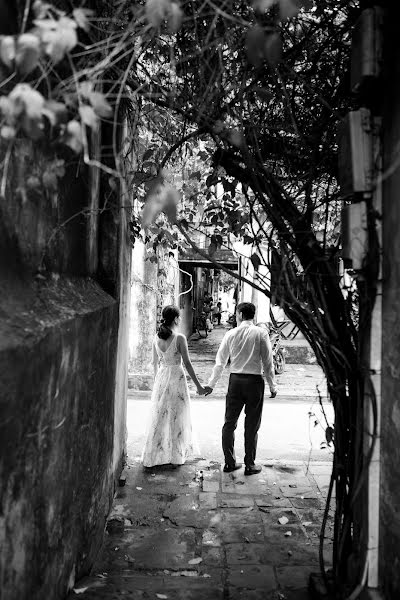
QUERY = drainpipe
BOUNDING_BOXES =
[364,118,382,590]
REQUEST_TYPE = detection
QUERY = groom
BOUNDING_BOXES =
[204,302,277,475]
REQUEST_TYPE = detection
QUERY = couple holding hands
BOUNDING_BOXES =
[142,302,277,476]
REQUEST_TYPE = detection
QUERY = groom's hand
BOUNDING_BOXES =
[203,386,213,396]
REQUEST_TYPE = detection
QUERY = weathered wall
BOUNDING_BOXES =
[380,8,400,597]
[128,240,158,390]
[0,134,130,599]
[128,244,180,390]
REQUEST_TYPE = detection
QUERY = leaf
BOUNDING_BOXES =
[279,0,300,20]
[325,426,334,445]
[253,87,273,102]
[228,129,244,148]
[246,25,266,67]
[65,120,83,153]
[284,530,292,537]
[278,516,289,525]
[163,184,179,223]
[252,0,276,11]
[168,2,183,32]
[36,16,78,63]
[142,148,155,161]
[8,84,45,139]
[146,0,170,28]
[188,557,203,565]
[208,242,217,257]
[0,36,16,69]
[0,125,16,140]
[264,32,282,66]
[43,100,68,125]
[250,253,261,270]
[15,33,40,75]
[26,175,41,189]
[79,105,98,129]
[73,8,94,31]
[156,595,168,599]
[89,92,113,118]
[42,170,58,192]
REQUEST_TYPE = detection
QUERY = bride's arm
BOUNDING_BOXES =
[177,334,204,394]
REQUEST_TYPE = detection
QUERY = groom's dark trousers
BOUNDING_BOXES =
[222,373,265,467]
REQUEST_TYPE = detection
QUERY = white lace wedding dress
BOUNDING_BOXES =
[142,334,199,468]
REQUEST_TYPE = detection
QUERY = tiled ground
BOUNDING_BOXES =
[68,459,334,599]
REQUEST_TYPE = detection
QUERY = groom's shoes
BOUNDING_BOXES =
[223,462,242,473]
[244,464,262,476]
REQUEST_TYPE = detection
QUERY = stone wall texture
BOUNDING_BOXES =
[0,133,130,599]
[380,8,400,597]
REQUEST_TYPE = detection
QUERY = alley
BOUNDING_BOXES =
[69,326,334,599]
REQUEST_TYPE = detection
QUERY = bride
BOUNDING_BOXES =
[142,305,205,468]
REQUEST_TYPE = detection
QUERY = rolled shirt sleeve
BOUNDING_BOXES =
[207,333,230,389]
[260,330,277,393]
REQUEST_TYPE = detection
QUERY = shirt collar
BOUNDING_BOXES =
[238,320,254,328]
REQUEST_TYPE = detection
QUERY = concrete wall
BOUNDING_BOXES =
[380,9,400,597]
[0,134,130,599]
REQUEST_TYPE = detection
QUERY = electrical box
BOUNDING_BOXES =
[341,201,368,271]
[351,7,383,93]
[337,109,373,197]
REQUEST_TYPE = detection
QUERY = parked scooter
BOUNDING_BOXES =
[227,315,286,374]
[257,322,286,375]
[227,312,237,328]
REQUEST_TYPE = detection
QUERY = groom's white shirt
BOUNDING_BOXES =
[207,320,277,393]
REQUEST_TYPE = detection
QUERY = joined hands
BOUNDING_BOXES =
[196,385,213,396]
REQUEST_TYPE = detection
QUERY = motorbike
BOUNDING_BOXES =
[227,315,286,375]
[227,312,237,327]
[257,322,286,375]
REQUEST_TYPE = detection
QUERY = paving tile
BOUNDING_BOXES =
[255,495,292,509]
[222,481,269,495]
[225,542,268,565]
[276,565,313,589]
[262,541,319,566]
[261,508,298,525]
[290,497,323,509]
[221,507,263,525]
[227,565,277,590]
[199,491,218,509]
[264,524,310,543]
[219,495,255,508]
[202,529,222,547]
[201,545,224,566]
[278,589,311,600]
[228,590,278,600]
[98,527,199,571]
[203,480,220,492]
[279,485,317,499]
[221,523,265,544]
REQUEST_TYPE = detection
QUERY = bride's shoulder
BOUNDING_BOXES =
[175,332,187,345]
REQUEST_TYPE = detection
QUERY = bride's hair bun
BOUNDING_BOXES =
[157,305,180,340]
